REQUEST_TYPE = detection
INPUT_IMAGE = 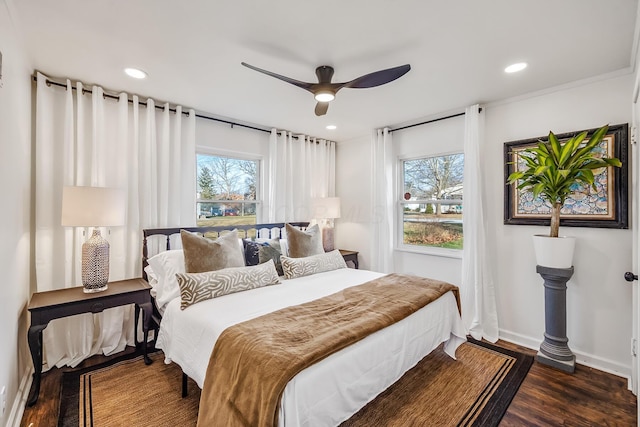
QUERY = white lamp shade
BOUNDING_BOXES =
[61,186,126,227]
[311,197,341,219]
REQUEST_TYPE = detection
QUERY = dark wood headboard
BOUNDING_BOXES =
[141,222,310,280]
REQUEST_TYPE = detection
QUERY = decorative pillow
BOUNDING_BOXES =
[258,239,284,276]
[243,239,264,266]
[180,229,245,273]
[285,223,324,258]
[255,237,289,257]
[176,259,280,309]
[279,239,289,257]
[146,249,185,309]
[281,250,347,280]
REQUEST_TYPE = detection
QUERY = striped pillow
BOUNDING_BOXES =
[281,250,347,280]
[176,259,280,309]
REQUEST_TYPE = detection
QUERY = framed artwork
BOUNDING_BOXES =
[504,123,629,229]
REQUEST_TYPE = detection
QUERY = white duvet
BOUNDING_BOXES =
[156,268,466,426]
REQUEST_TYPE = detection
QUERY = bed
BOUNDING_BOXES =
[142,222,466,426]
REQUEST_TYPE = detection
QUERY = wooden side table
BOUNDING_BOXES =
[26,278,152,406]
[339,249,359,269]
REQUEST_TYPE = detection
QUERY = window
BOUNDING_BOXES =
[196,153,260,227]
[400,153,464,251]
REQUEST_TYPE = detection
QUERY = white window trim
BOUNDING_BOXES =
[395,152,463,258]
[195,148,263,222]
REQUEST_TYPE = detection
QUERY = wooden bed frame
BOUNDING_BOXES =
[141,221,310,396]
[142,221,310,280]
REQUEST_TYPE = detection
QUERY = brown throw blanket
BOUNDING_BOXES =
[196,273,461,427]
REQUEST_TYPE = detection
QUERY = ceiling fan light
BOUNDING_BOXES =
[315,91,335,102]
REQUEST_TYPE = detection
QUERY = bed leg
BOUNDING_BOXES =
[182,372,188,398]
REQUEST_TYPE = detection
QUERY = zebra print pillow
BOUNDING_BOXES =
[176,259,280,309]
[281,250,347,280]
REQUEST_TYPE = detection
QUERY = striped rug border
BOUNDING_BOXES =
[58,350,148,427]
[59,341,533,427]
[463,338,534,427]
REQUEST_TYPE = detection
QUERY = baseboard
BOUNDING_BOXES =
[498,329,540,351]
[498,329,632,381]
[7,367,32,427]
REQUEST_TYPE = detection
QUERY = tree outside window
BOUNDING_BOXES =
[196,154,259,226]
[401,153,464,249]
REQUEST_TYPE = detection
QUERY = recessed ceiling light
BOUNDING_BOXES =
[505,62,527,73]
[326,125,337,130]
[124,68,147,79]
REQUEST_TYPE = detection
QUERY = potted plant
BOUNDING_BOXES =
[507,124,622,268]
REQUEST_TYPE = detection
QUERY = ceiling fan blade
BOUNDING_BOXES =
[315,102,329,116]
[241,62,314,91]
[243,62,410,116]
[344,64,411,89]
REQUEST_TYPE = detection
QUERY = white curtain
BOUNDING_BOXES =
[461,104,499,342]
[371,128,394,273]
[267,130,335,222]
[35,72,196,369]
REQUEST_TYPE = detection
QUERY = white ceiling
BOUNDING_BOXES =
[10,0,639,141]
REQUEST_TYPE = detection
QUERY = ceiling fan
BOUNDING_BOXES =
[241,62,411,116]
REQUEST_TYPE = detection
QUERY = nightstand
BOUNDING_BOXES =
[26,278,152,406]
[339,249,359,269]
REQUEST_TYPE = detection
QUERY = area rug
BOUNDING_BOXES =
[58,339,532,427]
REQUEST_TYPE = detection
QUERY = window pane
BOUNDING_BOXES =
[402,203,463,249]
[196,202,257,227]
[196,153,259,226]
[402,154,464,249]
[197,154,258,201]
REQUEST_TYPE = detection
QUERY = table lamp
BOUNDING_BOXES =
[311,197,341,252]
[61,186,126,293]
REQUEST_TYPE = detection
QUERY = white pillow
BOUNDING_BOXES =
[144,265,159,285]
[147,249,185,309]
[280,239,289,257]
[144,265,159,299]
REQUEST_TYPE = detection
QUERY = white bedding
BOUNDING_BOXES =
[156,268,466,426]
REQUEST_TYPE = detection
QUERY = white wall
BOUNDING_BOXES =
[485,74,634,376]
[196,119,270,159]
[336,73,635,377]
[0,1,33,425]
[335,134,374,269]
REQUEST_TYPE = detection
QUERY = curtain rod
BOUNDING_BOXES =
[34,75,333,141]
[389,108,482,133]
[34,75,272,135]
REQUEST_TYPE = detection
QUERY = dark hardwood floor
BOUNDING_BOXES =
[20,346,139,427]
[498,340,636,426]
[20,341,636,426]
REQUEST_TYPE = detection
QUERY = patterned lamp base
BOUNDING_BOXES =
[322,226,335,252]
[82,229,110,293]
